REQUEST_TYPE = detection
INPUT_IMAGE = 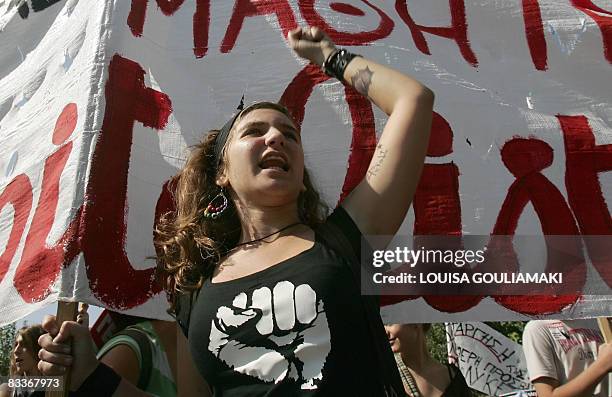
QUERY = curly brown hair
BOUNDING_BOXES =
[155,102,328,313]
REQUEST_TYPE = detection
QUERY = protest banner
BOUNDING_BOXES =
[446,322,531,396]
[0,0,610,325]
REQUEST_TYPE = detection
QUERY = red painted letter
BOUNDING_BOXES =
[395,0,478,67]
[128,0,210,58]
[280,64,377,204]
[413,113,482,312]
[571,0,612,63]
[299,0,394,45]
[14,104,80,302]
[0,175,33,284]
[521,0,612,69]
[522,0,547,70]
[558,115,612,287]
[492,137,584,314]
[413,112,461,236]
[79,55,172,308]
[221,0,297,53]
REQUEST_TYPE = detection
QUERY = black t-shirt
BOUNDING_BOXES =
[180,207,395,396]
[442,364,471,397]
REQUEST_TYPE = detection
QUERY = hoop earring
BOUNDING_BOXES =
[203,189,228,219]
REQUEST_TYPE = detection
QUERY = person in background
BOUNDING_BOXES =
[96,313,180,397]
[0,324,45,397]
[11,325,45,377]
[522,319,612,397]
[0,307,89,397]
[385,323,472,397]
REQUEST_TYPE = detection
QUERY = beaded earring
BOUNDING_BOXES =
[203,189,228,219]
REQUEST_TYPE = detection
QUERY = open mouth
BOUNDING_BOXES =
[259,154,289,172]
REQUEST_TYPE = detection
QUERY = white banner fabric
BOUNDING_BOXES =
[0,0,610,325]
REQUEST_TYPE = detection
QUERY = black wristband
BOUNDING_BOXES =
[73,363,121,396]
[322,48,361,81]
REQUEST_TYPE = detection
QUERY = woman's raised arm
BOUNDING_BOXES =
[288,26,434,236]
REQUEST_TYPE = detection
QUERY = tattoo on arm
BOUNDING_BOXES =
[366,143,388,181]
[351,66,373,97]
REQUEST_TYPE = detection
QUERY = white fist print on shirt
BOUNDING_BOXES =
[208,281,331,390]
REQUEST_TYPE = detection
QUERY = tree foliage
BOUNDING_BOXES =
[0,323,16,376]
[426,323,449,364]
[485,321,526,344]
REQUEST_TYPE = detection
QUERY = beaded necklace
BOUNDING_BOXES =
[394,353,422,397]
[232,222,303,249]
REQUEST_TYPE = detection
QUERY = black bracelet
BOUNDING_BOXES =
[322,48,361,81]
[73,363,121,396]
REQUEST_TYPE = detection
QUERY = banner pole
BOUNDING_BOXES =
[597,317,612,343]
[46,301,78,397]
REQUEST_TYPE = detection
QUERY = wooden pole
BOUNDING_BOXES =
[46,301,78,397]
[597,317,612,344]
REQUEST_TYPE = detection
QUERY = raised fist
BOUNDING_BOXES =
[37,313,99,391]
[597,342,612,372]
[208,281,331,390]
[287,26,337,67]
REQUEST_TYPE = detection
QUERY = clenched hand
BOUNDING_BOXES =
[287,26,337,67]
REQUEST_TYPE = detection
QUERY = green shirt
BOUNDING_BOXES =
[97,321,176,397]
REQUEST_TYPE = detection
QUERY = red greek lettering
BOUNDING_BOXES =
[395,0,478,67]
[492,137,583,314]
[0,175,33,284]
[13,104,80,302]
[221,0,297,53]
[299,0,394,45]
[521,0,611,69]
[414,112,460,236]
[558,115,612,287]
[571,0,612,63]
[77,55,171,308]
[416,112,482,312]
[128,0,210,58]
[522,0,547,70]
[279,64,377,205]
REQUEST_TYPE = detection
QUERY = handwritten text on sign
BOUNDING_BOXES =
[447,322,531,396]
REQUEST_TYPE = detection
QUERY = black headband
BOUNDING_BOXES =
[212,112,240,168]
[212,97,245,167]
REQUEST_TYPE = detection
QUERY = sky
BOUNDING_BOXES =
[15,303,104,329]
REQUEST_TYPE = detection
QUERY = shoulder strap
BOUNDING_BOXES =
[114,327,153,390]
[316,221,403,397]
